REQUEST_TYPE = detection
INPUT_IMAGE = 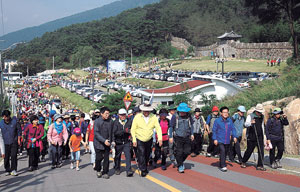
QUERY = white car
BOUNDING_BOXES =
[122,84,135,92]
[94,92,108,103]
[76,86,90,95]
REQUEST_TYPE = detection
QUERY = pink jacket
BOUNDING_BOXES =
[47,123,68,146]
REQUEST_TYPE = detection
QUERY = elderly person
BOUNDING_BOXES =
[47,114,68,169]
[131,101,162,177]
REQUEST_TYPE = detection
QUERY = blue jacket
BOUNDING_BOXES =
[232,113,245,138]
[265,117,289,141]
[0,117,21,145]
[212,116,236,144]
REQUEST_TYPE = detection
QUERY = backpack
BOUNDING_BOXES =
[173,114,192,138]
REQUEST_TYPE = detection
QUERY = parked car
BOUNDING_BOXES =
[89,90,103,100]
[101,81,115,88]
[76,86,90,95]
[94,92,108,103]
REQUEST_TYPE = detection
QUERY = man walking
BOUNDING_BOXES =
[206,106,220,157]
[94,107,113,179]
[0,110,21,176]
[266,108,289,169]
[191,108,206,157]
[167,105,177,167]
[212,106,237,172]
[131,101,162,177]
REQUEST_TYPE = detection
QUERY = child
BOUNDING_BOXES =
[69,128,85,171]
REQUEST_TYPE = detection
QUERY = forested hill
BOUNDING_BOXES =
[0,0,159,49]
[8,0,291,74]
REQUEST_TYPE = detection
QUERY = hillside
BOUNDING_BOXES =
[7,0,292,75]
[0,0,159,49]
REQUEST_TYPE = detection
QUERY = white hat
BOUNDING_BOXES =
[118,108,127,115]
[84,114,90,120]
[128,109,133,114]
[254,104,264,113]
[139,101,154,111]
[95,109,100,113]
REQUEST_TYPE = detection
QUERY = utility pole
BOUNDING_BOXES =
[131,48,132,65]
[52,56,55,70]
[0,51,3,113]
[90,58,94,93]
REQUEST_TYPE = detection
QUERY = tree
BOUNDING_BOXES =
[97,90,136,115]
[245,0,300,60]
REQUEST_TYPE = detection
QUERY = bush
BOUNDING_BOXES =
[287,57,300,66]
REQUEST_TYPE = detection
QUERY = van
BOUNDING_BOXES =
[225,71,251,80]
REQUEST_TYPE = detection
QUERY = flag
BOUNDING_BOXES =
[149,90,154,105]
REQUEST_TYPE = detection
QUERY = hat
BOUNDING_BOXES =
[237,106,246,113]
[212,106,219,112]
[168,105,176,110]
[128,109,133,114]
[63,114,70,119]
[273,108,283,115]
[139,101,154,111]
[95,109,100,113]
[177,103,191,113]
[118,108,127,115]
[84,114,90,120]
[73,128,81,136]
[53,114,62,121]
[254,104,265,113]
[50,110,56,117]
[89,110,94,116]
[75,114,80,117]
[159,108,168,117]
[194,108,202,112]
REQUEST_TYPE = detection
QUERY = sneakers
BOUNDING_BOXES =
[172,161,177,168]
[271,162,277,169]
[182,164,185,170]
[275,160,282,168]
[76,167,80,171]
[56,163,63,168]
[28,166,34,172]
[190,153,197,157]
[241,163,246,168]
[256,166,266,171]
[206,153,211,157]
[70,163,74,169]
[51,165,56,169]
[220,167,227,172]
[5,172,10,176]
[141,171,147,177]
[178,165,184,173]
[10,170,18,176]
[97,172,102,178]
[41,157,46,162]
[127,170,134,177]
[115,170,121,175]
[161,165,166,171]
[102,174,110,179]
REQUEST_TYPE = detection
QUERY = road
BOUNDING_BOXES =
[1,150,300,192]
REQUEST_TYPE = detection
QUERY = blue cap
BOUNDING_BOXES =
[237,106,246,113]
[177,103,191,113]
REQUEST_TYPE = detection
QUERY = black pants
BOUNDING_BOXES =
[242,139,264,167]
[219,143,230,168]
[207,133,219,155]
[174,136,191,167]
[229,136,242,162]
[41,139,48,157]
[95,147,110,174]
[154,141,169,166]
[137,138,153,172]
[50,144,62,166]
[114,142,131,172]
[191,133,203,155]
[4,143,18,172]
[269,140,284,165]
[62,138,70,159]
[28,147,39,168]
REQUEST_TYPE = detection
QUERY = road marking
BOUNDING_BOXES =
[278,168,300,174]
[112,158,182,192]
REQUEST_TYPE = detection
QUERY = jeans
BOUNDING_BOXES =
[154,140,169,166]
[89,141,96,164]
[4,143,18,172]
[229,136,242,162]
[242,138,264,167]
[114,142,131,172]
[50,144,62,166]
[191,133,203,154]
[219,143,230,168]
[71,151,81,161]
[95,147,110,174]
[28,147,40,168]
[137,138,153,172]
[269,140,284,165]
[174,136,191,167]
[207,133,219,155]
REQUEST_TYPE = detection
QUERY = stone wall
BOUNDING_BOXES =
[171,36,293,59]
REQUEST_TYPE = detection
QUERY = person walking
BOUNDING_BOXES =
[206,106,220,157]
[153,108,171,170]
[265,108,289,169]
[131,101,162,177]
[0,110,21,176]
[170,103,194,173]
[112,108,134,177]
[47,114,68,169]
[212,107,237,172]
[229,106,246,164]
[86,115,96,169]
[62,115,72,160]
[69,128,85,171]
[191,108,206,157]
[23,115,44,171]
[167,105,177,167]
[241,104,266,171]
[94,107,113,179]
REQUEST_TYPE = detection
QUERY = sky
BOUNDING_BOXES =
[0,0,117,35]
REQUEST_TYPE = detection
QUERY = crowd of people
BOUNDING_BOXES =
[0,82,289,178]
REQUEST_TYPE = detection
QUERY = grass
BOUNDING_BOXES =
[68,69,89,79]
[216,65,300,114]
[171,58,286,73]
[122,78,175,89]
[43,86,96,113]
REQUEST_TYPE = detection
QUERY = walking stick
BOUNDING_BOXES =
[253,123,265,169]
[132,145,141,177]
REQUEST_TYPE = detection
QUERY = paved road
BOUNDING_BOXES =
[1,150,300,192]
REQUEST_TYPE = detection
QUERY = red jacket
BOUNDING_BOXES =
[23,124,44,149]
